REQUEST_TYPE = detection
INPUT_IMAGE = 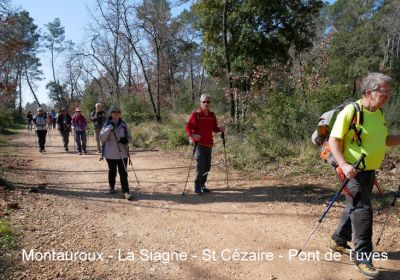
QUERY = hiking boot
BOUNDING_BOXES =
[78,151,82,155]
[194,182,202,195]
[39,149,44,153]
[123,192,133,200]
[83,150,87,154]
[201,186,211,193]
[354,262,380,279]
[64,147,69,151]
[108,188,116,194]
[330,239,353,256]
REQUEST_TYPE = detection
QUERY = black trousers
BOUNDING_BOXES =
[332,170,375,263]
[36,130,47,150]
[195,145,212,186]
[60,130,70,148]
[106,158,129,193]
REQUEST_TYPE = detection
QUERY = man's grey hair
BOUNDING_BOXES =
[360,73,392,95]
[95,103,101,107]
[200,94,211,101]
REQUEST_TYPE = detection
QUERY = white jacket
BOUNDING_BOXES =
[100,119,132,160]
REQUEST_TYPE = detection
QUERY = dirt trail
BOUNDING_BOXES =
[3,129,400,279]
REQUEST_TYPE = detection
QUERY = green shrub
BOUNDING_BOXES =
[164,127,188,148]
[121,93,152,124]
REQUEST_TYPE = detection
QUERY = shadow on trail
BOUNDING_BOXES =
[35,185,319,218]
[378,269,400,280]
[40,183,339,205]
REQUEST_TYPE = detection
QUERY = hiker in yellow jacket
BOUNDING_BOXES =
[329,73,400,279]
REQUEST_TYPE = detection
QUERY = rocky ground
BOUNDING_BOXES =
[0,129,399,280]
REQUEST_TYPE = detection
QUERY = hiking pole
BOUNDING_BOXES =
[376,186,400,246]
[73,130,76,151]
[221,131,229,188]
[182,142,198,196]
[34,129,38,150]
[47,130,52,146]
[297,153,366,256]
[112,130,128,174]
[126,144,140,187]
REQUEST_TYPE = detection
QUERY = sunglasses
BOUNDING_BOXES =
[202,101,211,104]
[374,89,391,96]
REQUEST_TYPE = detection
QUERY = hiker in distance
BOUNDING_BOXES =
[33,108,48,152]
[328,73,400,279]
[56,107,72,151]
[100,105,133,200]
[185,94,224,194]
[90,103,107,154]
[26,111,33,131]
[72,107,88,155]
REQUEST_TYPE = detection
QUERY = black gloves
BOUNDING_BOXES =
[109,122,116,130]
[119,137,129,144]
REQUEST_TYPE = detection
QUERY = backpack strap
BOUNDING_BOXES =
[349,102,363,146]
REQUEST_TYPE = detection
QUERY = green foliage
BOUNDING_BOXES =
[0,218,17,250]
[0,111,13,132]
[193,0,323,80]
[130,113,188,148]
[164,126,188,148]
[308,83,353,113]
[120,93,152,124]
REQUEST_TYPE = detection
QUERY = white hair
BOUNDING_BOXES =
[95,103,101,107]
[200,94,211,101]
[360,73,392,95]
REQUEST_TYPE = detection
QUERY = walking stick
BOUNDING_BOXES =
[34,128,38,150]
[47,129,52,146]
[126,144,140,187]
[112,130,128,173]
[297,153,366,255]
[221,131,229,188]
[73,130,76,151]
[182,142,198,196]
[376,186,400,246]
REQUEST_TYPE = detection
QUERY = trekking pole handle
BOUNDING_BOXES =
[318,153,366,223]
[221,131,225,146]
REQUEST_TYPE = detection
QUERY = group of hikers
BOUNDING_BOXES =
[28,103,107,154]
[24,72,400,279]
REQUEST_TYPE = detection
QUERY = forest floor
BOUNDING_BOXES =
[0,129,399,280]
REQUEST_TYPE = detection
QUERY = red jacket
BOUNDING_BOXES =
[185,109,221,147]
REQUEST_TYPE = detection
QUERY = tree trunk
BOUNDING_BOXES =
[223,0,235,119]
[352,76,357,97]
[190,52,194,101]
[25,69,41,106]
[18,70,22,117]
[198,67,205,97]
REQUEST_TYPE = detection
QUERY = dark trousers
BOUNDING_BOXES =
[95,127,101,152]
[106,158,129,193]
[75,131,87,152]
[36,130,47,150]
[332,170,375,263]
[27,120,32,131]
[195,145,212,186]
[60,130,70,149]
